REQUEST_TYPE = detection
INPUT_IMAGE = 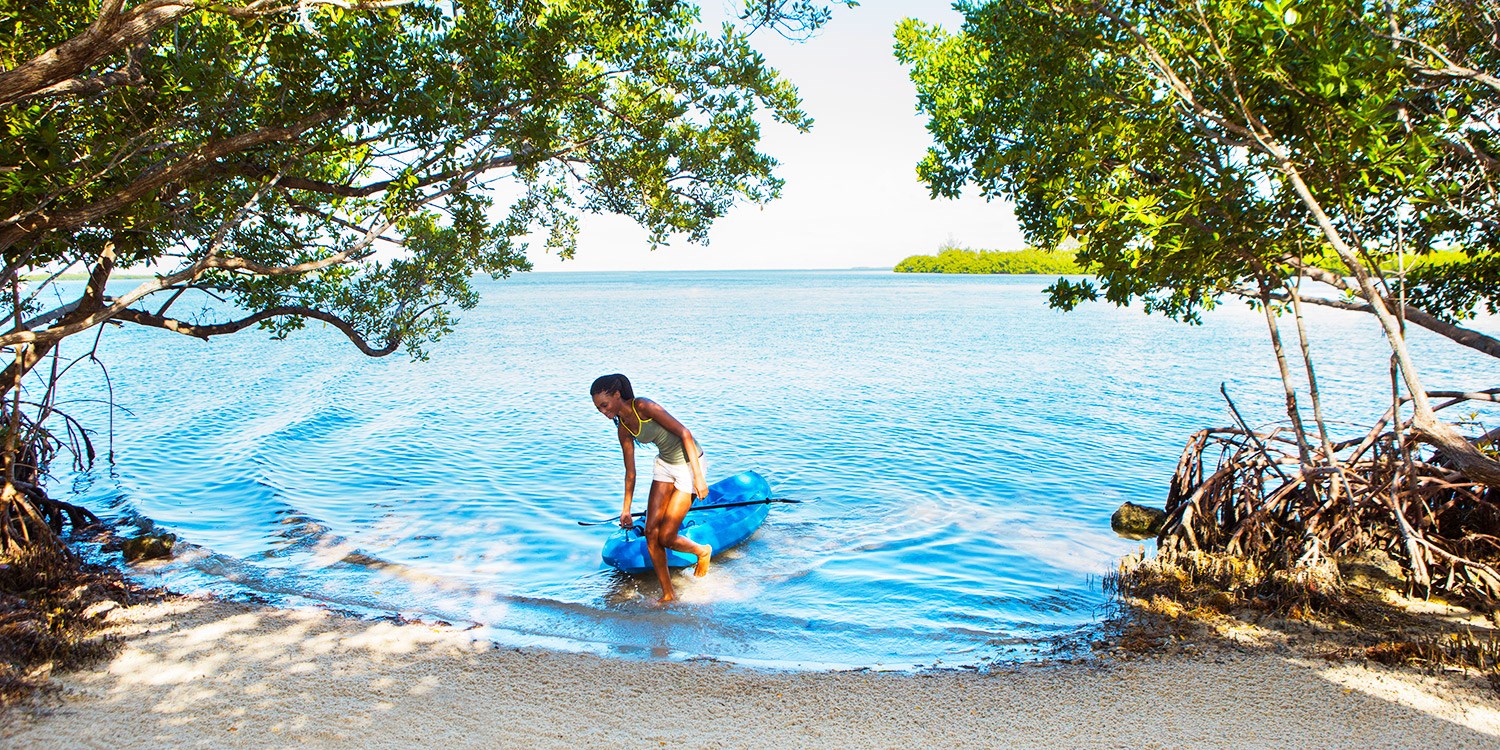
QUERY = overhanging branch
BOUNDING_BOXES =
[0,1,417,108]
[1255,289,1500,360]
[111,305,401,357]
[247,151,529,198]
[0,107,346,253]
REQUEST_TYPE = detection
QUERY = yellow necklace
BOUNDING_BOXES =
[621,398,652,437]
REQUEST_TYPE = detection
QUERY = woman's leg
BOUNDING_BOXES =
[657,487,712,578]
[643,480,677,601]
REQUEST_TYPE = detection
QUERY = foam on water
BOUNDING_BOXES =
[52,270,1500,670]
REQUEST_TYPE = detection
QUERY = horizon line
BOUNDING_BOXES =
[523,266,896,274]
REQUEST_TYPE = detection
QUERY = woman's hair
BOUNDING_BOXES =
[590,373,634,401]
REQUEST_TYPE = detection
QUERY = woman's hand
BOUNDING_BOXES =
[619,511,634,529]
[693,476,709,502]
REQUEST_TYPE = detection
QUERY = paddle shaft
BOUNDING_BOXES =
[577,497,801,526]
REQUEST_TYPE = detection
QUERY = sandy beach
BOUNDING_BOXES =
[1,596,1496,749]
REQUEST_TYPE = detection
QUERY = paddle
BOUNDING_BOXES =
[576,497,803,526]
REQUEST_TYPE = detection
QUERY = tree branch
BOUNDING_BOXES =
[110,305,401,357]
[1279,255,1350,291]
[0,107,346,253]
[1259,290,1500,361]
[0,172,475,348]
[251,150,528,198]
[0,241,116,389]
[1379,31,1500,95]
[0,1,417,108]
[0,0,196,108]
[23,42,148,102]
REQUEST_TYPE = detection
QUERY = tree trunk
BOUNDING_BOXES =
[1275,156,1500,486]
[1259,285,1312,465]
[1286,283,1336,462]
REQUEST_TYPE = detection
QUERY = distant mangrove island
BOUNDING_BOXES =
[893,247,1084,274]
[894,246,1467,275]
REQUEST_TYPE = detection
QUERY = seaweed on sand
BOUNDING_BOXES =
[0,543,142,705]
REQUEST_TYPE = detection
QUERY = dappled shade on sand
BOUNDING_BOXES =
[2,598,1499,749]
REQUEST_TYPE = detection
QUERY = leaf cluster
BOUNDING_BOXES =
[895,0,1500,325]
[1,0,810,357]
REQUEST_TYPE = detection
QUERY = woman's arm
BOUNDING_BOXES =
[681,431,708,501]
[617,422,637,527]
[636,399,709,500]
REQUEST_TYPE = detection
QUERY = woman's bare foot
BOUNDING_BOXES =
[694,546,712,577]
[654,593,677,606]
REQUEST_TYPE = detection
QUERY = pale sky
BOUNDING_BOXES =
[526,1,1024,272]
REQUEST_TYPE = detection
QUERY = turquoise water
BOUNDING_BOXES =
[53,270,1499,669]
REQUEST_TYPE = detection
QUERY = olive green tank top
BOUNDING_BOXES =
[618,399,696,465]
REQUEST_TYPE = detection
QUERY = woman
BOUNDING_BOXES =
[590,373,711,603]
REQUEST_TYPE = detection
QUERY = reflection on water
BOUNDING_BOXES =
[54,271,1500,669]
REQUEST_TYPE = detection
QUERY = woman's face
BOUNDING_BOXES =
[592,390,625,419]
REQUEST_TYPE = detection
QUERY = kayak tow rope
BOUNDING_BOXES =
[576,497,804,526]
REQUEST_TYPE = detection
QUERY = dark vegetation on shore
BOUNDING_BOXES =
[893,246,1465,276]
[893,247,1085,274]
[0,540,152,705]
[1100,548,1500,691]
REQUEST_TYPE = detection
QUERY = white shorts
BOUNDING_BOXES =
[653,456,704,494]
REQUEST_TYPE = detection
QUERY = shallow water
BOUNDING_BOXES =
[50,270,1500,669]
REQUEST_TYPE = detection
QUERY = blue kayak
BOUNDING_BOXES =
[601,470,773,573]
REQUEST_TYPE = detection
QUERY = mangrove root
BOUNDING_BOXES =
[1158,392,1500,607]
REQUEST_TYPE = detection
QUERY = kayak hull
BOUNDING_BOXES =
[601,470,772,573]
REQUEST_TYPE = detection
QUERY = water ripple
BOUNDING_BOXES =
[54,270,1500,669]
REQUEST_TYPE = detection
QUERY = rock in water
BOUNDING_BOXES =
[1111,502,1166,540]
[122,532,176,562]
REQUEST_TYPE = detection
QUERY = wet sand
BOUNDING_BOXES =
[2,596,1498,749]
